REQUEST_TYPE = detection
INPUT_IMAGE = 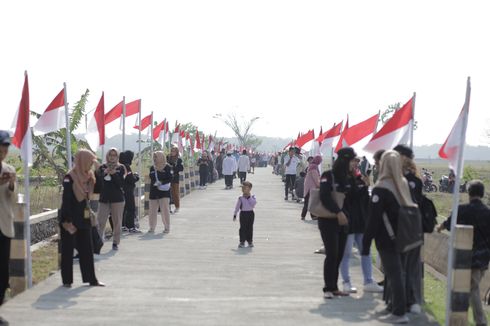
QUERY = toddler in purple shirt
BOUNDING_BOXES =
[233,181,257,248]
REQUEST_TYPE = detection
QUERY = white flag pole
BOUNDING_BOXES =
[137,101,142,222]
[410,92,416,149]
[24,130,32,289]
[150,114,154,160]
[122,96,126,151]
[444,77,471,326]
[63,82,72,170]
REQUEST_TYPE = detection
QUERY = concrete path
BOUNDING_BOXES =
[0,167,438,325]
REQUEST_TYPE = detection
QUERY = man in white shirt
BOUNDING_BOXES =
[284,147,300,200]
[222,152,237,189]
[237,150,251,184]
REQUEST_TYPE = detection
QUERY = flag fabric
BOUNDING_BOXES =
[33,88,65,136]
[335,113,378,153]
[364,98,414,154]
[134,113,152,131]
[104,100,123,125]
[195,130,201,150]
[208,135,215,152]
[125,99,140,117]
[439,106,469,174]
[319,122,343,156]
[12,73,32,165]
[86,93,105,151]
[171,124,180,144]
[153,121,165,141]
[295,129,315,148]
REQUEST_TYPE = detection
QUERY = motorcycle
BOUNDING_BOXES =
[422,170,437,192]
[439,175,467,193]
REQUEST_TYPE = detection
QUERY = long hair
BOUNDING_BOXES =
[332,156,351,182]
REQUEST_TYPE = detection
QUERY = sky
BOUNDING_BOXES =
[1,0,490,147]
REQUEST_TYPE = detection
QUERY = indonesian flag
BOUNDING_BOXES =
[105,100,123,125]
[86,93,105,151]
[195,129,201,150]
[134,113,152,131]
[295,129,315,148]
[310,126,322,155]
[33,88,65,136]
[125,99,140,117]
[153,120,165,141]
[185,132,190,149]
[171,124,180,144]
[334,113,379,154]
[208,135,215,152]
[319,122,343,156]
[12,73,32,165]
[439,92,470,175]
[364,98,414,154]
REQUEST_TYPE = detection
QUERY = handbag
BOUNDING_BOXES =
[308,172,345,218]
[383,206,423,253]
[154,166,171,191]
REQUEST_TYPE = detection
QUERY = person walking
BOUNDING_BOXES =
[59,149,104,287]
[119,150,141,233]
[0,131,16,311]
[284,147,300,201]
[96,148,126,251]
[437,180,490,326]
[167,146,184,213]
[233,181,257,248]
[302,155,322,220]
[318,147,354,299]
[196,151,210,189]
[362,150,416,324]
[148,151,172,233]
[222,151,237,190]
[237,150,250,184]
[216,149,225,179]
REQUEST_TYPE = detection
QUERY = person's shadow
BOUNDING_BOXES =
[32,285,91,310]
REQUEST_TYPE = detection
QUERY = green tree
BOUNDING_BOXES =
[30,89,91,182]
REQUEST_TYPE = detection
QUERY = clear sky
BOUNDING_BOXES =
[1,0,489,146]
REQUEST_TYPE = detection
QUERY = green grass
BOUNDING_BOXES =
[31,240,59,285]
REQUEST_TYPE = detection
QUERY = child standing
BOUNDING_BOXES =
[233,181,257,248]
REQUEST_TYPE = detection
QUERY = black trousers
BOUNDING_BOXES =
[239,171,247,184]
[301,193,310,218]
[123,190,136,229]
[60,227,97,285]
[285,174,296,197]
[224,175,233,187]
[199,168,208,186]
[379,248,407,316]
[239,211,255,243]
[318,218,348,292]
[0,230,10,304]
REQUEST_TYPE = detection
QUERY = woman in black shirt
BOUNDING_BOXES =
[149,151,172,233]
[167,146,184,213]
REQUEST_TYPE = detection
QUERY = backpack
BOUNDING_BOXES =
[383,206,424,253]
[420,195,438,233]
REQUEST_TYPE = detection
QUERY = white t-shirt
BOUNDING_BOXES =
[284,155,300,175]
[238,155,250,172]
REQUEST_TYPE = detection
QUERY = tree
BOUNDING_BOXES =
[30,89,91,182]
[213,113,262,150]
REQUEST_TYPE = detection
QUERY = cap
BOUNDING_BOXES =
[337,147,357,161]
[0,131,11,145]
[393,144,414,159]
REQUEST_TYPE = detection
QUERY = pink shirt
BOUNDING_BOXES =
[304,168,320,196]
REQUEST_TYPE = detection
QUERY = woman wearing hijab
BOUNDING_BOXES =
[96,148,126,251]
[301,155,322,220]
[196,151,210,189]
[60,149,104,287]
[167,146,184,213]
[362,150,417,324]
[149,151,172,233]
[119,150,140,233]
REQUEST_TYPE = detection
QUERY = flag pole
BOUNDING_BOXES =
[410,92,416,149]
[137,101,142,223]
[150,114,154,160]
[122,96,126,151]
[23,71,32,288]
[63,82,72,170]
[444,77,471,326]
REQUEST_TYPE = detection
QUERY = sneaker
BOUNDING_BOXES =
[332,290,349,297]
[379,313,409,324]
[284,196,288,201]
[323,291,334,299]
[238,242,245,248]
[163,229,170,234]
[364,282,384,293]
[174,208,179,213]
[314,247,326,254]
[147,229,155,234]
[409,303,421,314]
[112,243,118,251]
[129,228,142,234]
[343,282,358,293]
[248,242,254,248]
[121,226,129,232]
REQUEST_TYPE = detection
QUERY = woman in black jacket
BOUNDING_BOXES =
[362,150,417,324]
[149,151,173,233]
[96,148,126,250]
[167,146,184,213]
[196,151,210,189]
[318,147,355,299]
[120,150,140,233]
[60,149,104,287]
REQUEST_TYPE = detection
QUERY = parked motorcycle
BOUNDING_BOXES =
[439,175,467,193]
[422,170,437,192]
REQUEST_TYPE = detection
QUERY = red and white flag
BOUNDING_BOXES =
[195,129,201,150]
[86,93,105,151]
[33,88,65,136]
[207,135,215,152]
[12,73,32,165]
[319,122,343,156]
[364,97,414,154]
[295,129,315,149]
[125,99,140,118]
[134,113,152,131]
[153,120,165,141]
[334,113,378,154]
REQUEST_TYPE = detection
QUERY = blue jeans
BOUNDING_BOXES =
[340,233,374,285]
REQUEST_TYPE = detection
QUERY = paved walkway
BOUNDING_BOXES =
[0,167,438,325]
